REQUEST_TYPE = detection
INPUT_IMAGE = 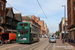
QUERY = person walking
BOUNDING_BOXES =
[2,36,5,44]
[62,36,65,43]
[68,37,70,42]
[0,34,1,45]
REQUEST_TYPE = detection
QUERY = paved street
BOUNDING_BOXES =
[0,38,74,50]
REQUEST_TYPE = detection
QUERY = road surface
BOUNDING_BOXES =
[0,38,74,50]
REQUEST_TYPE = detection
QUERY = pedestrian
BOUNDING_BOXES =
[62,36,64,43]
[65,36,67,42]
[0,34,1,45]
[2,36,5,44]
[68,37,70,42]
[71,37,73,43]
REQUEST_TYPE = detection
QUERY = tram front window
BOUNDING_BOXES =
[18,30,28,35]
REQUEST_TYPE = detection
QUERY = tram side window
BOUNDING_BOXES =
[32,34,35,37]
[19,30,28,35]
[32,34,37,38]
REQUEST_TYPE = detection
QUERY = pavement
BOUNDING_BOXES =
[65,41,75,50]
[54,39,74,50]
[67,42,75,47]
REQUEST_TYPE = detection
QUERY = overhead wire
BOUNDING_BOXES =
[7,1,50,30]
[37,0,50,29]
[6,3,25,16]
[37,0,50,24]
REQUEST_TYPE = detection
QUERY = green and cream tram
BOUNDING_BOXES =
[16,22,40,43]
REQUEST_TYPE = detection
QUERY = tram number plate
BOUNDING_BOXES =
[21,41,24,43]
[23,38,27,40]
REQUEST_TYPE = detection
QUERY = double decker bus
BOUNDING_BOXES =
[16,22,40,43]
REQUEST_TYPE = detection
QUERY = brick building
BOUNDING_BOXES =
[22,15,46,37]
[67,0,75,42]
[59,21,62,33]
[22,16,41,37]
[38,20,45,37]
[47,28,49,34]
[44,23,49,37]
[44,23,47,34]
[0,0,6,32]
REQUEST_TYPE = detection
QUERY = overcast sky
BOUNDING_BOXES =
[6,0,67,33]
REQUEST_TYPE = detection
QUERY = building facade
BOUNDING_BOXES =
[0,0,6,32]
[67,0,75,42]
[38,20,45,37]
[44,23,49,37]
[5,7,22,33]
[59,17,68,39]
[44,23,47,34]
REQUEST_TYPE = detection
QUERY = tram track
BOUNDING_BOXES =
[31,43,51,50]
[30,39,50,50]
[30,41,46,50]
[9,38,48,50]
[44,43,50,50]
[29,39,48,50]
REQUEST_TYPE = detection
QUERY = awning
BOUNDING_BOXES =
[61,31,68,33]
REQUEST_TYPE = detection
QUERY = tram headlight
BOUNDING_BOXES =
[18,34,20,36]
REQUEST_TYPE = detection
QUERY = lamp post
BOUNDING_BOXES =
[62,5,66,42]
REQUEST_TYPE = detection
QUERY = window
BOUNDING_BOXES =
[13,21,17,26]
[19,23,28,26]
[74,2,75,10]
[19,17,21,21]
[0,16,2,23]
[8,19,12,25]
[1,3,3,10]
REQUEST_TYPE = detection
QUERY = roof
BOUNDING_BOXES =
[14,13,21,21]
[6,7,12,16]
[22,16,41,27]
[22,16,33,21]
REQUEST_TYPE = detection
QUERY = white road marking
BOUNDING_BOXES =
[52,43,55,50]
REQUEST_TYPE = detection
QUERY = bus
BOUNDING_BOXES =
[16,22,40,43]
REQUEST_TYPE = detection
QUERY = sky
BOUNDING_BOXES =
[6,0,67,33]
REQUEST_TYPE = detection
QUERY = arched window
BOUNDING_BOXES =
[0,16,2,23]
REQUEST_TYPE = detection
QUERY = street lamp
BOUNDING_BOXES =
[62,5,66,42]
